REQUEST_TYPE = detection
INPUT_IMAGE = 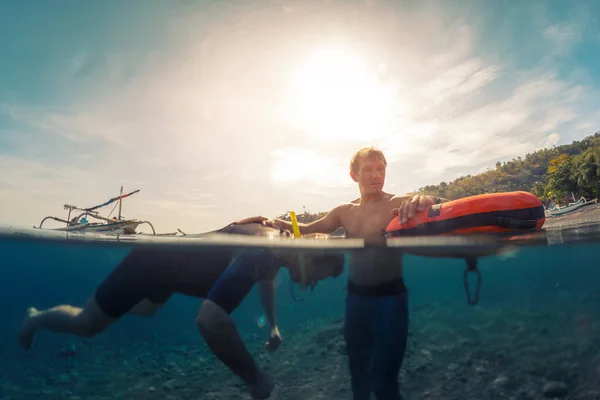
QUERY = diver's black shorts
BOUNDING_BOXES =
[94,247,281,318]
[94,249,176,319]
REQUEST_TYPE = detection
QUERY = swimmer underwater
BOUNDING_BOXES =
[18,220,345,399]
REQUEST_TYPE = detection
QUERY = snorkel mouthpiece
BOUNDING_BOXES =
[290,211,308,286]
[289,211,309,301]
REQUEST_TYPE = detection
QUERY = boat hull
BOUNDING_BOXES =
[546,198,598,217]
[51,221,141,234]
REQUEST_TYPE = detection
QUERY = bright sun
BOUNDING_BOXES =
[286,44,395,142]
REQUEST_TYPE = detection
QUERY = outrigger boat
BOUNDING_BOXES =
[34,186,158,235]
[545,193,598,217]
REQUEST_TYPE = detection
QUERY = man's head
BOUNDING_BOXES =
[349,146,387,195]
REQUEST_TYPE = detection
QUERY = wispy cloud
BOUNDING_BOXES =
[4,105,130,146]
[544,24,576,56]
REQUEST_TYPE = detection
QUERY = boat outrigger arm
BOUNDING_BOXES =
[83,189,140,213]
[34,188,156,235]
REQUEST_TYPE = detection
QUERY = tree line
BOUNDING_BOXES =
[413,131,600,206]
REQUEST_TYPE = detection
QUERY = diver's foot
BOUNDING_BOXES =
[19,307,41,349]
[249,372,273,399]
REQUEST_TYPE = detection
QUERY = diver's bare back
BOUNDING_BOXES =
[340,192,406,286]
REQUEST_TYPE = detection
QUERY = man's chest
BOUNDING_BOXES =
[341,206,395,238]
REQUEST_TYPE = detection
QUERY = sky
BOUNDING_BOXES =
[1,0,600,233]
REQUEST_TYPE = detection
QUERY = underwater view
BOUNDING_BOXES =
[1,213,600,400]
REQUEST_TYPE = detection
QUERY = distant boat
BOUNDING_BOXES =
[34,186,157,235]
[545,195,598,217]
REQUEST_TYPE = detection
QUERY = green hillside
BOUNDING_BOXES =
[413,131,600,204]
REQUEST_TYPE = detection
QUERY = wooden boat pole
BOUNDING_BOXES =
[118,185,123,220]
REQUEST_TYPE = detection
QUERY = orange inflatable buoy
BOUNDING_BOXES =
[385,191,546,237]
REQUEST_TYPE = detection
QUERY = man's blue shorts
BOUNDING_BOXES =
[344,278,409,400]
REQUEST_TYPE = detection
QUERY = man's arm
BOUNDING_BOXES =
[266,205,344,235]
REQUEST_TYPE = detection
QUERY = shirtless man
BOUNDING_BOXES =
[239,147,449,400]
[18,221,345,399]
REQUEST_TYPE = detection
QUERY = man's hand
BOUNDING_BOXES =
[235,216,269,225]
[392,195,438,225]
[235,216,286,230]
[262,219,287,230]
[265,327,282,352]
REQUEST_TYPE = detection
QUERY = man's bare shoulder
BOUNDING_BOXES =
[333,201,355,211]
[324,202,354,219]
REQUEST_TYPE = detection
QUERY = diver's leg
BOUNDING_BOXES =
[370,292,409,400]
[19,294,115,349]
[196,251,276,399]
[19,252,154,349]
[129,293,172,317]
[197,299,272,399]
[344,292,373,400]
[128,299,163,317]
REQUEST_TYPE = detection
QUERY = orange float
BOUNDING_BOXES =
[385,191,546,237]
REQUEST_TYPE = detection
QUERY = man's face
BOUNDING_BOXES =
[351,156,386,194]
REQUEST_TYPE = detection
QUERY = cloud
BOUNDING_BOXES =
[543,23,577,57]
[4,105,130,146]
[544,133,561,148]
[420,60,501,107]
[377,62,593,182]
[138,199,219,218]
[0,155,102,228]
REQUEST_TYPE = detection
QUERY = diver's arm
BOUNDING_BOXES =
[258,279,277,330]
[258,263,282,352]
[258,279,282,352]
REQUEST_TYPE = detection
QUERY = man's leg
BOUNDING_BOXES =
[19,294,115,349]
[344,292,373,400]
[370,292,409,400]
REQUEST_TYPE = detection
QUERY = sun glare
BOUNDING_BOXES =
[286,45,395,142]
[270,147,348,187]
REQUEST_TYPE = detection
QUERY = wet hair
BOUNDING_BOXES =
[288,252,346,301]
[303,253,345,290]
[279,228,292,237]
[350,146,387,173]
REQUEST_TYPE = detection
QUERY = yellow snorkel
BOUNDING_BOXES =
[289,211,308,289]
[289,211,302,238]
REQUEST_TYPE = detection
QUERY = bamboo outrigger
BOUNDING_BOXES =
[34,186,157,235]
